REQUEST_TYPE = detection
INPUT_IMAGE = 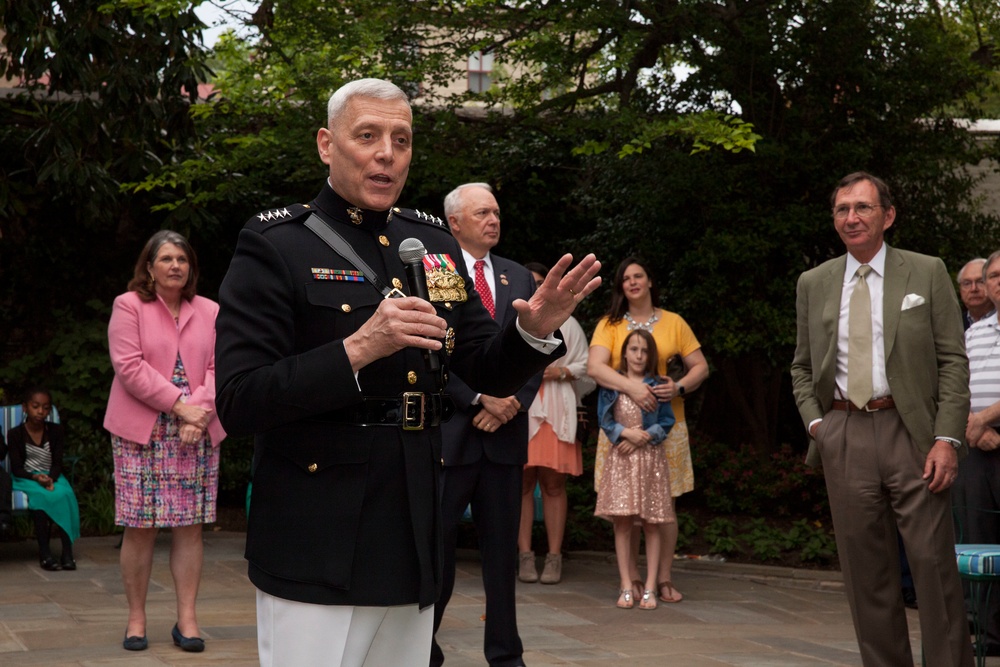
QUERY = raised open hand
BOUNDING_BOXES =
[513,253,601,339]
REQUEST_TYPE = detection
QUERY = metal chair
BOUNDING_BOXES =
[954,506,1000,667]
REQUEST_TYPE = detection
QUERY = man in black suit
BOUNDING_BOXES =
[431,183,540,667]
[215,80,601,666]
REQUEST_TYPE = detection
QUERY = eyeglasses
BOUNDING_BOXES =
[832,203,883,220]
[960,279,985,289]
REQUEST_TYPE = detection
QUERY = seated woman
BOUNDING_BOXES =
[7,387,81,570]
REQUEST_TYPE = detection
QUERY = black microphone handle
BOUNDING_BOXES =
[403,262,442,374]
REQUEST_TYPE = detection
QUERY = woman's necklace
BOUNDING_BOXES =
[624,309,659,332]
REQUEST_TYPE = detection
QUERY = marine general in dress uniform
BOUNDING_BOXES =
[214,78,601,667]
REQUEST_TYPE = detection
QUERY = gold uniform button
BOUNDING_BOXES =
[407,371,418,385]
[392,277,403,290]
[341,304,352,313]
[393,207,401,213]
[379,235,390,247]
[308,463,318,473]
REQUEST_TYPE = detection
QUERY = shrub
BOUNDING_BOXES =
[691,437,830,518]
[703,517,743,556]
[79,484,118,536]
[676,511,697,550]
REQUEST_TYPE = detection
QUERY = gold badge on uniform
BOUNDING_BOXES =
[422,254,468,303]
[445,327,456,355]
[347,207,363,225]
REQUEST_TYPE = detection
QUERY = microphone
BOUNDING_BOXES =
[398,238,442,375]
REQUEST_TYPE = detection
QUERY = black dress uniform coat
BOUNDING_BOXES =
[215,184,557,609]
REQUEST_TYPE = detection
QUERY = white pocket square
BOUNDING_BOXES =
[901,294,926,310]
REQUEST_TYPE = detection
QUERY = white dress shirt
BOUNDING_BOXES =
[835,243,890,401]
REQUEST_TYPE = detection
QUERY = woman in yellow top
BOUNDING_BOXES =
[587,257,709,604]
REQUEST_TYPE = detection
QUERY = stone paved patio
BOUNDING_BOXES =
[0,531,984,666]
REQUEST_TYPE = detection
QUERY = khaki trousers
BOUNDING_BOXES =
[256,590,433,667]
[816,408,972,667]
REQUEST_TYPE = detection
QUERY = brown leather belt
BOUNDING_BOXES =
[830,396,895,413]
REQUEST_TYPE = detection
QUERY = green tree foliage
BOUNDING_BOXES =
[568,1,1000,448]
[0,1,211,433]
[3,0,1000,470]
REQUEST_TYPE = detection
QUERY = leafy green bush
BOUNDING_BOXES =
[78,484,118,536]
[676,511,698,551]
[691,437,830,518]
[703,517,743,556]
[742,518,790,561]
[789,519,837,563]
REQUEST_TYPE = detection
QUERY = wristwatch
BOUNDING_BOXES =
[677,384,686,397]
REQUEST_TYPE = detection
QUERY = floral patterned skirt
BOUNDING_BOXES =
[112,356,219,527]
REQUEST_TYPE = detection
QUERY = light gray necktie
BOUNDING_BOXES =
[848,264,873,409]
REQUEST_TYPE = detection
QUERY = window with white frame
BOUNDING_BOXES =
[468,50,494,93]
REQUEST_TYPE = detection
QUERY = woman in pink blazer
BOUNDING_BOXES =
[104,230,225,654]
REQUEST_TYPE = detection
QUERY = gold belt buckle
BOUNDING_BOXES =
[402,392,426,431]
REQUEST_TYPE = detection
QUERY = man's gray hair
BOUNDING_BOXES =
[983,254,1000,280]
[327,78,410,128]
[959,257,988,281]
[443,182,494,219]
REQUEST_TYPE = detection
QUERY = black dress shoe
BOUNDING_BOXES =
[172,623,205,652]
[0,519,11,538]
[60,557,76,571]
[123,633,148,651]
[39,556,60,571]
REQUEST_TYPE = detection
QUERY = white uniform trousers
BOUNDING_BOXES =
[257,589,433,667]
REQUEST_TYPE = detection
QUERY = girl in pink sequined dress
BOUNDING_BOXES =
[594,329,676,610]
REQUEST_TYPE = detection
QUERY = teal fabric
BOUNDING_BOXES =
[12,474,80,543]
[1,404,60,513]
[955,545,1000,576]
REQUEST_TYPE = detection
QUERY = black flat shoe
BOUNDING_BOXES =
[172,623,205,652]
[60,557,76,571]
[123,633,148,651]
[39,556,60,571]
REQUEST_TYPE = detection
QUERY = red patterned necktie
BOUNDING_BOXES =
[474,259,495,319]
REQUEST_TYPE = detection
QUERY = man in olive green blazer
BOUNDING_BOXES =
[791,172,972,667]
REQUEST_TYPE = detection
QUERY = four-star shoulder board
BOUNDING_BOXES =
[392,207,449,232]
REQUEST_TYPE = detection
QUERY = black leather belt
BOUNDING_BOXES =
[326,393,455,430]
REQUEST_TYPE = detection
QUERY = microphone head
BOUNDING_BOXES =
[398,238,427,264]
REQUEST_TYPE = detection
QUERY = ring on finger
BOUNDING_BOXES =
[568,287,577,296]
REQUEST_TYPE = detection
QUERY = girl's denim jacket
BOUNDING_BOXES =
[597,377,676,446]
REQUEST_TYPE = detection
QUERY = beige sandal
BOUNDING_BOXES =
[658,580,684,603]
